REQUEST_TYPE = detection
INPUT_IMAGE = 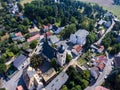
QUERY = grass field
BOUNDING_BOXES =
[20,0,33,6]
[79,0,120,19]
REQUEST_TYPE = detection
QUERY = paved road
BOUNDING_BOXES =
[97,19,115,44]
[63,53,81,72]
[85,52,113,90]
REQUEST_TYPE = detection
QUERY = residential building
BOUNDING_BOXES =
[42,68,57,83]
[28,26,40,36]
[13,54,29,70]
[94,55,108,71]
[95,86,110,90]
[114,53,120,68]
[27,34,40,42]
[71,45,82,55]
[10,32,25,42]
[16,85,23,90]
[91,44,104,53]
[42,72,69,90]
[51,25,62,34]
[23,66,44,90]
[90,67,100,79]
[56,45,66,66]
[70,29,89,46]
[48,35,60,44]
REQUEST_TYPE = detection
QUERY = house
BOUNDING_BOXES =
[44,31,53,37]
[42,72,69,90]
[16,12,24,21]
[98,19,106,25]
[56,45,66,66]
[28,26,40,36]
[27,34,40,42]
[94,55,108,71]
[23,66,44,90]
[16,85,23,90]
[10,32,25,41]
[70,29,89,46]
[104,21,111,28]
[91,44,104,53]
[42,25,49,32]
[48,35,60,44]
[71,45,82,56]
[13,54,29,70]
[95,86,110,90]
[42,68,57,83]
[90,67,100,79]
[51,25,62,34]
[114,53,120,68]
[98,30,105,37]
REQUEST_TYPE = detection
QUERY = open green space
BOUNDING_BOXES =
[79,0,120,19]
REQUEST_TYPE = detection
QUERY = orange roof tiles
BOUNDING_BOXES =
[27,34,40,42]
[44,31,52,37]
[73,45,82,52]
[16,85,23,90]
[95,86,109,90]
[15,32,23,37]
[95,55,108,70]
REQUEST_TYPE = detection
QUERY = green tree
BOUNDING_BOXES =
[30,40,38,49]
[61,85,68,90]
[30,54,42,69]
[66,53,72,63]
[81,70,90,81]
[0,63,6,74]
[23,18,30,26]
[60,24,76,39]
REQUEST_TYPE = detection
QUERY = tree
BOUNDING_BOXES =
[60,24,76,39]
[61,85,68,90]
[71,85,82,90]
[0,63,6,74]
[81,79,89,89]
[23,18,30,26]
[17,3,23,12]
[81,70,90,81]
[30,40,38,49]
[30,54,42,69]
[66,53,72,63]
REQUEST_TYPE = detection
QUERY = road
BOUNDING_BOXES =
[97,19,115,44]
[63,53,81,72]
[85,51,113,90]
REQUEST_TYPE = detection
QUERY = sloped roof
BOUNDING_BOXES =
[13,54,27,68]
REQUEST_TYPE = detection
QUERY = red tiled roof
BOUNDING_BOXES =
[15,32,23,37]
[16,85,23,90]
[44,31,52,37]
[95,55,108,70]
[27,34,40,42]
[95,86,109,90]
[73,45,82,52]
[42,25,49,30]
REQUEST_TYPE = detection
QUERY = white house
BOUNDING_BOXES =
[13,54,29,70]
[23,66,44,90]
[56,45,66,66]
[70,29,89,46]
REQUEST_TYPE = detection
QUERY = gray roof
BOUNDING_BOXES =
[48,35,60,44]
[45,72,69,90]
[13,54,27,68]
[75,29,89,38]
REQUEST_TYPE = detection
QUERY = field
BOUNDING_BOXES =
[79,0,120,19]
[20,0,33,6]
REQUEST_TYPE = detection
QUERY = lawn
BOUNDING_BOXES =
[20,0,34,6]
[78,0,120,19]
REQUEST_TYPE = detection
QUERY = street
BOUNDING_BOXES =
[85,19,115,90]
[97,19,115,44]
